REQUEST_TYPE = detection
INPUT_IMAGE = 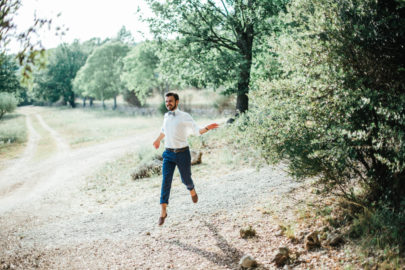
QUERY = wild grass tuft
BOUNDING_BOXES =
[0,113,27,145]
[348,202,405,252]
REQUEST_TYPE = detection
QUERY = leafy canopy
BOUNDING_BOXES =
[145,0,288,112]
[32,41,88,107]
[73,41,130,104]
[237,0,405,207]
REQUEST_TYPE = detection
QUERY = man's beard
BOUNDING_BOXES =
[167,104,177,111]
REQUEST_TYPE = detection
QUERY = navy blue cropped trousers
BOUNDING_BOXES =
[160,149,195,204]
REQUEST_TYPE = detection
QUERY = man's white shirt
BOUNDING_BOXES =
[161,109,201,149]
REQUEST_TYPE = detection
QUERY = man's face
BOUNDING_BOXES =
[165,96,178,111]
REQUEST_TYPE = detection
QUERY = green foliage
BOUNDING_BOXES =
[238,0,405,207]
[73,41,130,108]
[145,0,288,112]
[0,113,26,145]
[122,41,168,105]
[349,202,405,251]
[115,26,135,45]
[1,0,53,79]
[0,55,21,93]
[121,89,142,107]
[0,54,32,105]
[0,114,27,149]
[0,92,17,119]
[158,101,167,115]
[32,41,89,107]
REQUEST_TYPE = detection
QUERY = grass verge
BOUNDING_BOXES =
[82,146,164,207]
[0,113,27,165]
[38,107,162,148]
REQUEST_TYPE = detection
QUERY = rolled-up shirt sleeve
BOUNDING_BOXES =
[161,115,166,134]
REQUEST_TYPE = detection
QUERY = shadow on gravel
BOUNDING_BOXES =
[167,221,268,269]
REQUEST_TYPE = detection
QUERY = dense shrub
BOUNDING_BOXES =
[158,101,167,115]
[238,0,405,208]
[0,92,18,119]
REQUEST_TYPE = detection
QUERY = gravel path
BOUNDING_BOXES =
[0,109,302,269]
[22,167,299,247]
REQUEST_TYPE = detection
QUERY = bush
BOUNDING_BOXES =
[238,0,405,208]
[122,89,142,107]
[0,92,18,119]
[158,101,167,115]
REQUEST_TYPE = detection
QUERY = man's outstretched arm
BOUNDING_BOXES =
[199,123,219,135]
[153,133,165,149]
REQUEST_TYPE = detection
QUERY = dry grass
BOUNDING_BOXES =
[36,107,162,148]
[0,113,27,168]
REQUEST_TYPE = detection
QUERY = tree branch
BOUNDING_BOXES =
[189,1,238,48]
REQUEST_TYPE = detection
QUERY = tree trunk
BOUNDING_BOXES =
[89,98,94,107]
[68,92,76,108]
[236,94,249,114]
[113,95,117,110]
[235,21,254,113]
[102,99,106,109]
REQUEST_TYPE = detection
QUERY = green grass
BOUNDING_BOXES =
[0,113,27,145]
[83,146,163,206]
[0,113,27,163]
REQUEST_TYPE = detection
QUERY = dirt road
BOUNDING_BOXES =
[0,109,301,269]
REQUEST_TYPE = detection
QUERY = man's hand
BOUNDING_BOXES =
[205,123,219,130]
[153,139,160,149]
[153,133,165,150]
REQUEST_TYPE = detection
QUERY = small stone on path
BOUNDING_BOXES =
[239,255,257,268]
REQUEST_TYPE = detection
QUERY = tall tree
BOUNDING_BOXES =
[73,41,130,109]
[145,0,287,113]
[122,41,170,105]
[33,41,88,107]
[115,26,135,45]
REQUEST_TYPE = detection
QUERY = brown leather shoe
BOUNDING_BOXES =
[192,193,198,203]
[158,213,167,226]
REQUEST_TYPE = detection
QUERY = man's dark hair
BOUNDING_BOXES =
[165,92,179,101]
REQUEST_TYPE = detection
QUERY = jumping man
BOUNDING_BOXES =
[153,92,219,226]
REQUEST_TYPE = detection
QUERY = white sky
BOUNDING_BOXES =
[9,0,153,52]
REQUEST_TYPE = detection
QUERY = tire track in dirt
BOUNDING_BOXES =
[35,113,70,155]
[0,127,157,214]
